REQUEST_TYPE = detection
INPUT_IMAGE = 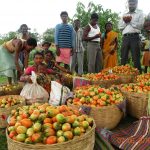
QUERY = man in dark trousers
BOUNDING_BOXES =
[119,0,144,73]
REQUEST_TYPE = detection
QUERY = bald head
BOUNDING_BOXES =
[128,0,138,12]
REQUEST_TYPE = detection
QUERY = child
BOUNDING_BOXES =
[44,51,72,74]
[41,41,51,55]
[142,31,150,73]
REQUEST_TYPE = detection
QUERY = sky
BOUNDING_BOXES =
[0,0,149,35]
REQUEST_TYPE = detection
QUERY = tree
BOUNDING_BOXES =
[29,29,40,42]
[71,2,121,71]
[42,28,55,43]
[72,2,119,33]
[0,31,17,45]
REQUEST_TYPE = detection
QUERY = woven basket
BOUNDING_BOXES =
[91,78,120,88]
[61,74,73,89]
[6,122,96,150]
[0,83,23,96]
[121,90,148,119]
[0,95,25,128]
[26,98,48,105]
[67,102,123,130]
[118,74,136,84]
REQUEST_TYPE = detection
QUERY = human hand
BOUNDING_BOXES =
[109,50,115,55]
[123,15,132,23]
[27,77,32,83]
[56,47,60,56]
[94,33,101,38]
[70,49,74,56]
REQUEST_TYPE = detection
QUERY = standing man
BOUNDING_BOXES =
[55,11,74,69]
[71,19,84,75]
[119,0,144,73]
[83,13,103,73]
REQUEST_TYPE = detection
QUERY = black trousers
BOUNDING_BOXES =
[121,34,141,73]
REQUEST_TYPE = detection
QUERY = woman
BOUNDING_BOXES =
[101,22,118,68]
[142,31,150,73]
[0,37,37,84]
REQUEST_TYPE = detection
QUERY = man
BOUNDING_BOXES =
[55,11,74,69]
[83,13,103,73]
[71,19,84,75]
[119,0,144,73]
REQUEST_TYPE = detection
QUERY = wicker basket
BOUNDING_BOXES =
[118,74,136,84]
[0,95,25,128]
[121,90,148,119]
[91,78,120,88]
[67,102,123,130]
[26,98,48,105]
[61,74,73,89]
[6,122,96,150]
[0,83,23,96]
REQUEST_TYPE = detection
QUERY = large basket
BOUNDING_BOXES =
[0,83,23,96]
[0,95,25,128]
[121,90,148,119]
[6,122,96,150]
[91,78,120,88]
[67,102,123,130]
[118,74,136,84]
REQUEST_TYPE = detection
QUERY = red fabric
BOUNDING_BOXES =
[25,66,54,75]
[56,48,71,64]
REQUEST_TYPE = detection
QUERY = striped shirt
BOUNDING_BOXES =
[55,23,74,48]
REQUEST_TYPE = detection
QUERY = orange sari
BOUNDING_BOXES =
[102,31,118,68]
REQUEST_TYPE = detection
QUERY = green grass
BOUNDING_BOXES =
[0,129,7,150]
[0,76,7,84]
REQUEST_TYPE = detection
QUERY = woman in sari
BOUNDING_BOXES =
[101,22,118,68]
[0,37,37,84]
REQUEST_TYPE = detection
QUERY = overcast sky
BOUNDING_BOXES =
[0,0,149,35]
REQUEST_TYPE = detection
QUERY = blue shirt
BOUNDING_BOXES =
[55,23,75,48]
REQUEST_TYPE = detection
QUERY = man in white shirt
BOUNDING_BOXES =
[83,13,103,73]
[119,0,144,73]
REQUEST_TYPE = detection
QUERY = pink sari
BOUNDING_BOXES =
[56,48,71,65]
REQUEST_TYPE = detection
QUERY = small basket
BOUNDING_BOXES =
[0,95,25,128]
[26,98,48,105]
[6,122,96,150]
[121,90,148,119]
[67,102,124,130]
[61,74,73,89]
[91,78,120,88]
[118,74,136,84]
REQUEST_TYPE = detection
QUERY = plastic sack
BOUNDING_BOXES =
[20,71,49,105]
[49,81,70,106]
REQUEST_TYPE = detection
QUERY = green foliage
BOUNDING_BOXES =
[72,2,119,33]
[0,31,16,44]
[29,29,40,41]
[42,28,54,43]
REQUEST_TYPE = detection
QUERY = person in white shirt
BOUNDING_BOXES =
[119,0,144,73]
[83,13,103,73]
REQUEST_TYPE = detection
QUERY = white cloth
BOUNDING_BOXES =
[88,24,100,42]
[118,9,144,35]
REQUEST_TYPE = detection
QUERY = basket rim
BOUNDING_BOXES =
[0,95,25,111]
[67,99,125,111]
[6,121,96,147]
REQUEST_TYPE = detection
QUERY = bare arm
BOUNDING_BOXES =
[82,25,100,41]
[14,40,23,73]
